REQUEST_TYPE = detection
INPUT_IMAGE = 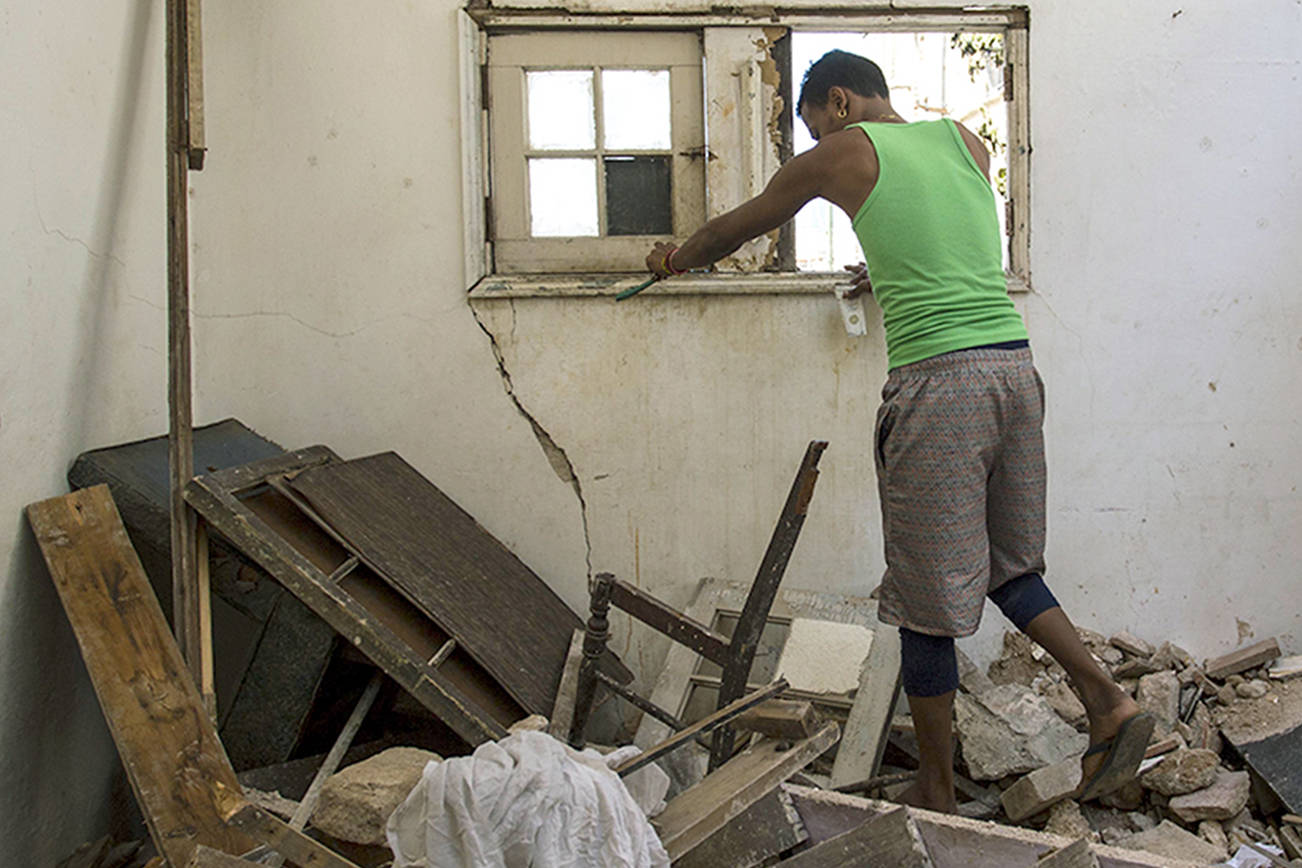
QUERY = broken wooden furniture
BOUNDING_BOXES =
[26,485,362,868]
[568,440,827,771]
[185,446,631,749]
[68,418,337,770]
[633,575,902,793]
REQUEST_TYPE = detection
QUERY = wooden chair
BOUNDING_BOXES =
[568,440,827,770]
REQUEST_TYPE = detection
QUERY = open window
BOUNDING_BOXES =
[462,8,1030,294]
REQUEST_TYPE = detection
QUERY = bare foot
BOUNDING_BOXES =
[895,782,959,814]
[1080,693,1143,783]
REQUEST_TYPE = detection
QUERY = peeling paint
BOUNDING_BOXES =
[469,301,593,580]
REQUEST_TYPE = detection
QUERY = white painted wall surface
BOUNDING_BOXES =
[2,0,1299,861]
[0,1,170,863]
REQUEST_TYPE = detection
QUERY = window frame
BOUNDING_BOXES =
[460,6,1031,298]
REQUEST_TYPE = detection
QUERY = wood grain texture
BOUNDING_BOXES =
[653,721,840,861]
[610,579,731,665]
[734,700,820,740]
[289,452,627,715]
[215,784,362,868]
[1205,637,1281,679]
[186,475,509,745]
[781,806,933,868]
[26,486,253,867]
[673,787,806,868]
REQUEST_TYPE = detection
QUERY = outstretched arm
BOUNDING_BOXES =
[646,147,827,276]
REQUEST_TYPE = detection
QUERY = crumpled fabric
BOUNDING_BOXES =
[386,730,670,868]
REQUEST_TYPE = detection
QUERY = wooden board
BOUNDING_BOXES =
[673,788,806,868]
[652,721,839,861]
[186,450,512,747]
[780,806,932,868]
[635,577,899,794]
[288,451,629,715]
[1205,638,1281,679]
[26,486,254,867]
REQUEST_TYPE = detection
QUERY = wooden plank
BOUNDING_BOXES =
[673,788,807,868]
[196,516,215,718]
[712,441,827,768]
[781,806,932,868]
[734,700,820,740]
[205,445,339,494]
[610,580,731,666]
[653,721,840,861]
[615,680,789,777]
[1038,838,1100,868]
[186,475,509,745]
[215,784,362,868]
[830,617,901,787]
[458,10,486,288]
[26,486,253,867]
[548,628,585,739]
[1005,23,1030,286]
[1206,637,1282,679]
[288,452,630,715]
[184,0,206,169]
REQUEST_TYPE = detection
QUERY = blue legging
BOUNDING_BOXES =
[899,573,1060,697]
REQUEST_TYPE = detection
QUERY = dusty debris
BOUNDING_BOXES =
[312,747,442,846]
[1000,755,1082,821]
[1136,670,1181,735]
[953,684,1087,780]
[1139,748,1220,796]
[1118,819,1228,864]
[1167,769,1251,823]
[1043,799,1096,841]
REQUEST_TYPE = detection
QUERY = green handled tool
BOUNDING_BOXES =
[615,275,660,302]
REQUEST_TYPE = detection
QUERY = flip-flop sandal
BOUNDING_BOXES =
[1076,712,1156,802]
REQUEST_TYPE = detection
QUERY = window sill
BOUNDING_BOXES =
[468,271,1031,299]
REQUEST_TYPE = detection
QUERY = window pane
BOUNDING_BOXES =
[529,158,599,237]
[604,156,672,236]
[527,70,595,150]
[601,69,671,150]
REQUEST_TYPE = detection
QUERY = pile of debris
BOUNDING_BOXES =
[950,626,1302,865]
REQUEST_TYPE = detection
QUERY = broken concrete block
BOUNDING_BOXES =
[1136,671,1180,735]
[776,618,873,695]
[988,631,1050,687]
[1110,631,1155,659]
[1044,799,1095,841]
[1236,679,1270,699]
[1113,659,1160,679]
[1118,820,1228,865]
[1217,684,1239,705]
[1168,769,1251,823]
[1198,820,1230,856]
[1000,755,1082,822]
[509,714,549,733]
[1040,680,1087,729]
[956,647,996,696]
[954,685,1088,781]
[1139,748,1220,796]
[1149,642,1192,672]
[312,746,441,846]
[1126,811,1157,833]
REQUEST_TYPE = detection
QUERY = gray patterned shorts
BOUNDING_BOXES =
[875,347,1047,637]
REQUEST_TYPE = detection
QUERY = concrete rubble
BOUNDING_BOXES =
[945,624,1302,866]
[311,746,442,846]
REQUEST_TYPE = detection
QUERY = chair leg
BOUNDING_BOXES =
[711,440,828,769]
[568,572,615,748]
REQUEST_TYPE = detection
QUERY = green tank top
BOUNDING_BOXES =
[849,119,1028,369]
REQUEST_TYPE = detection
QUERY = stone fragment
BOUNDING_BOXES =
[1126,811,1157,832]
[1110,631,1155,659]
[1268,654,1302,680]
[312,746,441,846]
[1136,670,1180,735]
[1114,658,1160,679]
[1236,679,1269,699]
[1081,803,1131,841]
[1227,674,1246,686]
[1198,820,1230,856]
[1139,748,1220,796]
[1077,627,1111,649]
[988,631,1049,688]
[1099,780,1145,811]
[1168,770,1251,823]
[1097,646,1126,666]
[1000,755,1083,822]
[954,685,1088,781]
[955,647,996,696]
[1118,820,1228,865]
[1040,680,1087,729]
[1217,684,1239,705]
[1150,642,1194,671]
[1044,800,1095,840]
[508,714,549,733]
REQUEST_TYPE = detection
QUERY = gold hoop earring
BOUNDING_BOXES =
[837,108,848,119]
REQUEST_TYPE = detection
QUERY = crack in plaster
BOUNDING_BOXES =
[470,299,594,581]
[126,294,437,338]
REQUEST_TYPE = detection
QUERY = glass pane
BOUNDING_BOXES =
[604,155,672,236]
[527,70,595,150]
[529,158,599,237]
[601,69,671,150]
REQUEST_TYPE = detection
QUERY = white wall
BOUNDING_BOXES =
[0,0,170,863]
[3,0,1298,861]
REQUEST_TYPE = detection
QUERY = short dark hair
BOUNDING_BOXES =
[798,50,889,114]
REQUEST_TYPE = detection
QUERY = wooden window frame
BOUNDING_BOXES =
[461,6,1031,297]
